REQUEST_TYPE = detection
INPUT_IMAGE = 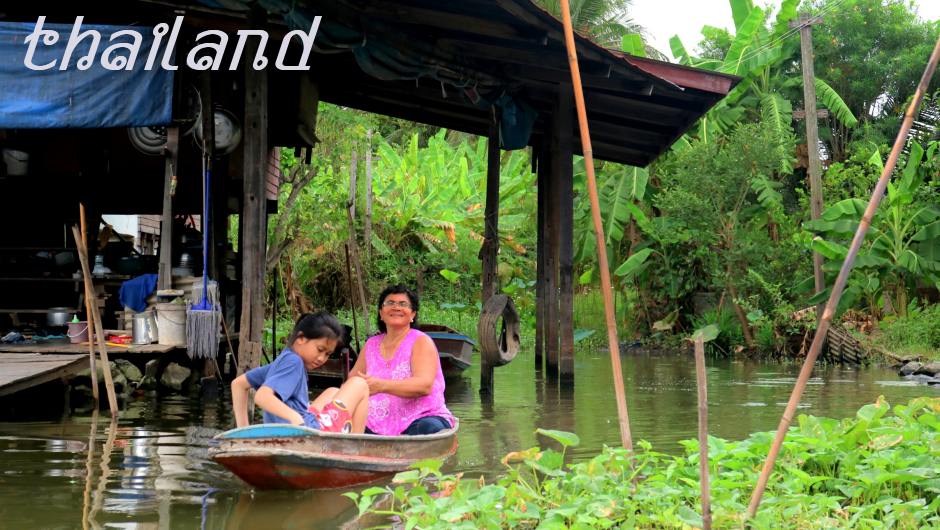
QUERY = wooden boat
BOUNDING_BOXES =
[418,324,475,378]
[210,422,459,490]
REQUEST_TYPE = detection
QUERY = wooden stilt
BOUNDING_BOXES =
[158,128,178,291]
[554,84,575,380]
[480,111,501,396]
[534,143,548,371]
[545,123,560,376]
[746,35,940,519]
[237,9,269,374]
[558,0,633,451]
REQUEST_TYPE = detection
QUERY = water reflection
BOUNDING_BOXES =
[0,351,937,528]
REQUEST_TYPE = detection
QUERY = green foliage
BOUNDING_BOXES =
[876,302,940,360]
[347,397,940,529]
[532,0,646,48]
[805,141,940,317]
[808,0,938,159]
[669,0,857,149]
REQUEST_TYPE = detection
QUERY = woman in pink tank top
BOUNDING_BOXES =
[349,284,455,436]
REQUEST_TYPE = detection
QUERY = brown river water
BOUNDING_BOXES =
[0,349,937,528]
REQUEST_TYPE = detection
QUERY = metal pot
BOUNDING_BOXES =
[132,311,159,345]
[47,308,72,327]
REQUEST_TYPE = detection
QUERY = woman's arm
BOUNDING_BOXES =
[254,386,305,425]
[348,349,368,378]
[364,335,437,398]
[231,375,252,428]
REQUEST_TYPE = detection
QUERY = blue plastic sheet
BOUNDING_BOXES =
[0,21,173,128]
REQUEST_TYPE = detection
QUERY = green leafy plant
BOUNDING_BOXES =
[346,397,940,529]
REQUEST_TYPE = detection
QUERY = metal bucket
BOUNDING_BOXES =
[132,311,158,345]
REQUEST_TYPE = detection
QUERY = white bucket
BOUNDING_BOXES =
[155,303,187,346]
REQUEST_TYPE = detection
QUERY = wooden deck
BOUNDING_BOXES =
[0,353,88,397]
[0,340,175,355]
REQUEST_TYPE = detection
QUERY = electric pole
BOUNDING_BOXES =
[791,14,826,310]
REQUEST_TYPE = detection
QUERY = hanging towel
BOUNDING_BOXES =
[119,273,159,312]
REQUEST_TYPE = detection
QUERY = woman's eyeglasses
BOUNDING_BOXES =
[382,300,412,309]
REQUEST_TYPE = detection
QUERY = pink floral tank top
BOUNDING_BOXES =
[364,328,455,435]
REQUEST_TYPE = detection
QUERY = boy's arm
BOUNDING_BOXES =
[254,386,305,425]
[231,375,252,428]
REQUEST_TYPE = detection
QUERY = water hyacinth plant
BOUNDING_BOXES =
[345,398,940,529]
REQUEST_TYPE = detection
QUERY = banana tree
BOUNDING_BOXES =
[805,141,940,316]
[667,0,857,152]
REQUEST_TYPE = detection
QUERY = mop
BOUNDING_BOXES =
[186,150,221,360]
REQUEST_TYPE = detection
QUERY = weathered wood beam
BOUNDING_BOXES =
[237,9,269,375]
[535,141,548,371]
[480,111,500,396]
[555,85,575,380]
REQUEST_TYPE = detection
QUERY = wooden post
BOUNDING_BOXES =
[72,226,118,418]
[554,84,575,381]
[79,204,98,404]
[481,110,501,305]
[534,143,547,371]
[544,123,560,376]
[364,130,374,266]
[480,110,501,396]
[158,128,178,291]
[237,11,268,375]
[792,15,826,307]
[747,35,940,519]
[558,0,633,451]
[694,337,712,530]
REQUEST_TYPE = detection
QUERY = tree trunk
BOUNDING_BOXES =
[727,276,755,347]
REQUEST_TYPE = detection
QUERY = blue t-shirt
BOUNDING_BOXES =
[244,349,320,428]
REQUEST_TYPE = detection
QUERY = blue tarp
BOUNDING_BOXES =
[0,21,173,128]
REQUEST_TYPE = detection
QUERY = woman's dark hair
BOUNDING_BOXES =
[376,284,419,333]
[287,311,344,348]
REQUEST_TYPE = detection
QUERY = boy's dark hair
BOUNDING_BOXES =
[376,284,419,333]
[287,311,344,347]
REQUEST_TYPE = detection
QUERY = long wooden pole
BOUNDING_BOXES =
[694,337,711,530]
[558,0,633,450]
[746,35,940,519]
[72,226,119,418]
[79,204,99,404]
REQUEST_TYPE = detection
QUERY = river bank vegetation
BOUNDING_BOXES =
[345,397,940,529]
[261,0,939,364]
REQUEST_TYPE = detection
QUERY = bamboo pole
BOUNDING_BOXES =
[694,337,711,530]
[88,415,118,527]
[746,35,940,519]
[81,408,98,530]
[558,0,633,451]
[79,204,99,404]
[72,226,119,418]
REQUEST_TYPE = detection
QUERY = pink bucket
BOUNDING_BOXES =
[67,321,89,344]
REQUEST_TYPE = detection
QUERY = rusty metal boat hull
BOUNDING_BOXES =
[210,423,459,490]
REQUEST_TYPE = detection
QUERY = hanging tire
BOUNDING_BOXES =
[477,294,520,367]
